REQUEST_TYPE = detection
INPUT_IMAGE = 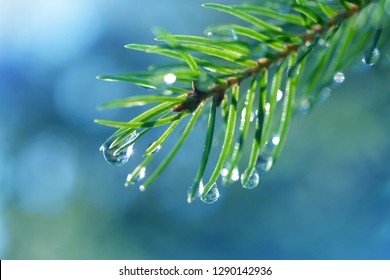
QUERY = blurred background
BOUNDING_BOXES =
[1,0,390,259]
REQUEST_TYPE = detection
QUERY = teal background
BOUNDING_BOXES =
[1,0,390,259]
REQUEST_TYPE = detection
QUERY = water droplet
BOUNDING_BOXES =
[241,170,259,189]
[221,167,240,185]
[221,168,228,177]
[147,143,161,155]
[206,26,238,41]
[333,72,345,84]
[163,73,176,85]
[272,136,280,146]
[231,29,238,41]
[231,168,240,182]
[362,48,380,66]
[277,90,283,102]
[125,167,146,186]
[297,98,311,115]
[139,185,146,192]
[100,132,137,166]
[256,155,273,175]
[200,183,220,204]
[265,103,271,113]
[137,167,146,181]
[318,38,329,48]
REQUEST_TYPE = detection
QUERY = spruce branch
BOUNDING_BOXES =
[96,0,389,204]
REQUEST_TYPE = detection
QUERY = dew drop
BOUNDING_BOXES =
[147,143,161,155]
[241,170,260,189]
[187,180,203,203]
[200,183,220,204]
[297,98,311,115]
[333,72,345,84]
[100,132,137,166]
[277,90,283,102]
[231,29,238,41]
[125,167,146,186]
[137,167,146,182]
[318,38,329,48]
[241,108,255,122]
[272,136,280,146]
[265,103,271,113]
[256,154,273,175]
[163,73,176,85]
[362,48,380,66]
[231,168,240,182]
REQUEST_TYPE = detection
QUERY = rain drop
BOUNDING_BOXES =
[297,98,311,115]
[147,144,161,155]
[272,136,280,146]
[206,27,238,41]
[231,29,238,41]
[187,180,203,203]
[231,168,240,182]
[200,183,220,204]
[318,38,329,48]
[362,48,380,66]
[277,90,283,102]
[100,131,137,166]
[241,170,260,189]
[333,72,345,84]
[256,154,273,175]
[125,167,146,187]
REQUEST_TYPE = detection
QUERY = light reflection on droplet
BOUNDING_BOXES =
[125,167,146,187]
[256,154,273,175]
[200,183,220,204]
[231,29,238,41]
[221,168,228,177]
[272,136,280,146]
[187,180,204,203]
[333,72,345,84]
[241,108,247,121]
[277,90,283,102]
[241,170,260,189]
[231,168,240,182]
[100,131,137,166]
[265,103,271,113]
[362,48,380,66]
[298,98,311,115]
[146,143,161,155]
[318,38,329,48]
[163,73,176,85]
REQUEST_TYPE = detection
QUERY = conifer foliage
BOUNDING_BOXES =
[96,0,388,203]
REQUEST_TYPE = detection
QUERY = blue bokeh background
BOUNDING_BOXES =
[1,0,390,259]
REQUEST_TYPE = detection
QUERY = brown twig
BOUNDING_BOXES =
[173,1,368,112]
